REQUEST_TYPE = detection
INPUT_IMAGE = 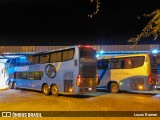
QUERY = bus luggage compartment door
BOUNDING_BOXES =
[63,72,74,93]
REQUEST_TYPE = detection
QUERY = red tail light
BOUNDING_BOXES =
[96,74,100,85]
[148,75,152,85]
[76,75,81,87]
[85,45,90,48]
[156,75,158,85]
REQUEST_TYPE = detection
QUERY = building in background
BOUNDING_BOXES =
[0,44,159,55]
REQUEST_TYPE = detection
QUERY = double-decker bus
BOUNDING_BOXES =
[0,53,33,88]
[97,53,159,93]
[8,46,98,95]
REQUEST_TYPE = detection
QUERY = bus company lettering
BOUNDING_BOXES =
[14,66,29,71]
[80,58,96,63]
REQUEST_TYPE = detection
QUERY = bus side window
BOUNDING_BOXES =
[124,58,133,69]
[156,55,160,64]
[110,58,123,69]
[10,59,16,67]
[32,55,40,64]
[62,49,74,61]
[50,52,62,63]
[34,72,43,80]
[28,72,34,80]
[15,58,20,66]
[40,54,49,64]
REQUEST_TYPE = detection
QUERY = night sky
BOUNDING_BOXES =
[0,0,160,46]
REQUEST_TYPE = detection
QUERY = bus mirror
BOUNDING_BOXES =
[74,59,77,66]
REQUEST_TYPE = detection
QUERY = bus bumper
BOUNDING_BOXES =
[156,85,160,90]
[78,86,97,94]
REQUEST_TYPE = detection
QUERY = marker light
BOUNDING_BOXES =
[69,88,73,92]
[152,49,158,54]
[76,75,81,87]
[96,54,100,58]
[138,85,143,90]
[120,82,123,86]
[148,75,152,85]
[156,75,158,85]
[95,74,100,85]
[85,45,90,48]
[100,51,104,54]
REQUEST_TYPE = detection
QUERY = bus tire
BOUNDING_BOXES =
[8,82,13,89]
[12,82,17,90]
[42,84,50,96]
[51,84,59,96]
[109,82,119,94]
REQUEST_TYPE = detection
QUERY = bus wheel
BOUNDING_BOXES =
[110,82,119,93]
[12,82,17,90]
[51,85,59,96]
[8,82,13,89]
[42,84,50,96]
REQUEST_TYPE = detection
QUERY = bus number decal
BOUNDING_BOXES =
[45,64,56,79]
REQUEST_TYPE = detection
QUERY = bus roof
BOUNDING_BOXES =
[96,50,160,57]
[2,52,37,58]
[98,53,149,60]
[32,45,95,56]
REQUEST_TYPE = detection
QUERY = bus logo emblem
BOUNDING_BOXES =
[45,64,56,79]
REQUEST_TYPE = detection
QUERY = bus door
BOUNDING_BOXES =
[97,59,110,88]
